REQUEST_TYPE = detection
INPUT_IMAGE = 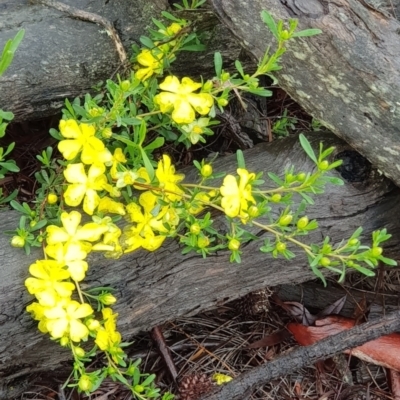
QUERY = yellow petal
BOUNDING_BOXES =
[59,119,80,139]
[187,93,214,115]
[64,163,87,184]
[83,189,100,215]
[58,140,82,160]
[171,99,195,124]
[61,211,82,236]
[69,319,89,342]
[159,75,180,92]
[180,77,202,94]
[64,184,86,207]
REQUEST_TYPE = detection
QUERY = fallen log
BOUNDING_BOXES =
[1,132,400,394]
[211,0,400,186]
[0,0,250,121]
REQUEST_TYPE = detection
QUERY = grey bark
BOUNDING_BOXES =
[211,0,400,186]
[1,132,400,394]
[0,0,249,121]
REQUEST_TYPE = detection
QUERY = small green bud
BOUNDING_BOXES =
[371,247,383,257]
[217,98,228,107]
[297,216,309,230]
[243,74,250,81]
[126,365,136,375]
[107,367,117,375]
[88,107,104,117]
[296,172,306,182]
[197,235,210,249]
[78,375,93,392]
[228,238,240,251]
[347,260,355,267]
[134,385,145,393]
[11,235,25,248]
[201,164,213,178]
[120,80,131,91]
[190,223,201,235]
[276,242,286,252]
[279,214,293,226]
[203,80,214,91]
[221,72,230,81]
[320,257,331,267]
[47,193,58,204]
[286,173,296,183]
[29,220,37,228]
[318,160,330,170]
[74,347,85,357]
[248,205,259,218]
[348,238,359,246]
[281,29,290,40]
[270,194,282,203]
[99,293,117,305]
[101,127,113,139]
[86,318,100,331]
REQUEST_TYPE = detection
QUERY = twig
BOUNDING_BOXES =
[29,0,127,64]
[200,309,400,400]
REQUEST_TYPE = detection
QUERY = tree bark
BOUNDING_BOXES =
[211,0,400,186]
[1,132,400,393]
[0,0,250,122]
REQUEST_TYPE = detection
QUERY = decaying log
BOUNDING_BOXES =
[211,0,400,186]
[200,309,400,400]
[0,0,250,122]
[1,132,400,393]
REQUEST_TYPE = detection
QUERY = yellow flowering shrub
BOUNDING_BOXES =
[8,8,395,400]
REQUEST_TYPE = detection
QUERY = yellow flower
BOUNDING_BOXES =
[46,211,108,246]
[181,118,211,144]
[154,76,214,124]
[95,308,121,351]
[155,155,184,201]
[187,191,210,215]
[109,148,127,179]
[45,300,93,342]
[25,260,75,307]
[220,168,256,220]
[26,302,49,333]
[63,163,107,215]
[58,119,112,165]
[135,48,163,81]
[97,196,126,215]
[45,242,89,282]
[115,170,138,188]
[212,373,233,385]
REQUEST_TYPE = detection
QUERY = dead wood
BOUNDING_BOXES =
[200,309,400,400]
[1,132,400,395]
[211,0,400,186]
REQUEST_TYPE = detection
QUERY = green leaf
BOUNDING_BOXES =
[214,52,222,78]
[261,10,279,39]
[161,11,182,22]
[378,256,397,266]
[0,110,14,121]
[0,29,25,76]
[144,137,164,151]
[247,88,273,97]
[235,60,244,77]
[352,264,376,276]
[299,134,317,163]
[141,148,155,181]
[268,172,284,186]
[180,44,206,51]
[236,149,246,168]
[140,35,155,49]
[292,29,322,37]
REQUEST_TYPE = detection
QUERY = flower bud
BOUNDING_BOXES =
[86,318,101,331]
[217,98,228,107]
[47,193,58,204]
[197,235,210,249]
[101,127,113,139]
[228,238,240,251]
[281,29,290,40]
[371,247,383,257]
[78,375,93,392]
[74,347,85,357]
[134,385,145,393]
[318,160,330,170]
[248,205,259,218]
[270,194,281,203]
[190,223,201,235]
[320,257,331,267]
[297,216,309,230]
[99,293,117,305]
[88,107,103,117]
[348,238,359,246]
[11,235,25,248]
[60,337,69,347]
[201,164,213,178]
[278,214,293,226]
[120,80,131,91]
[203,80,214,91]
[286,173,296,183]
[276,242,286,252]
[221,72,230,82]
[296,172,306,182]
